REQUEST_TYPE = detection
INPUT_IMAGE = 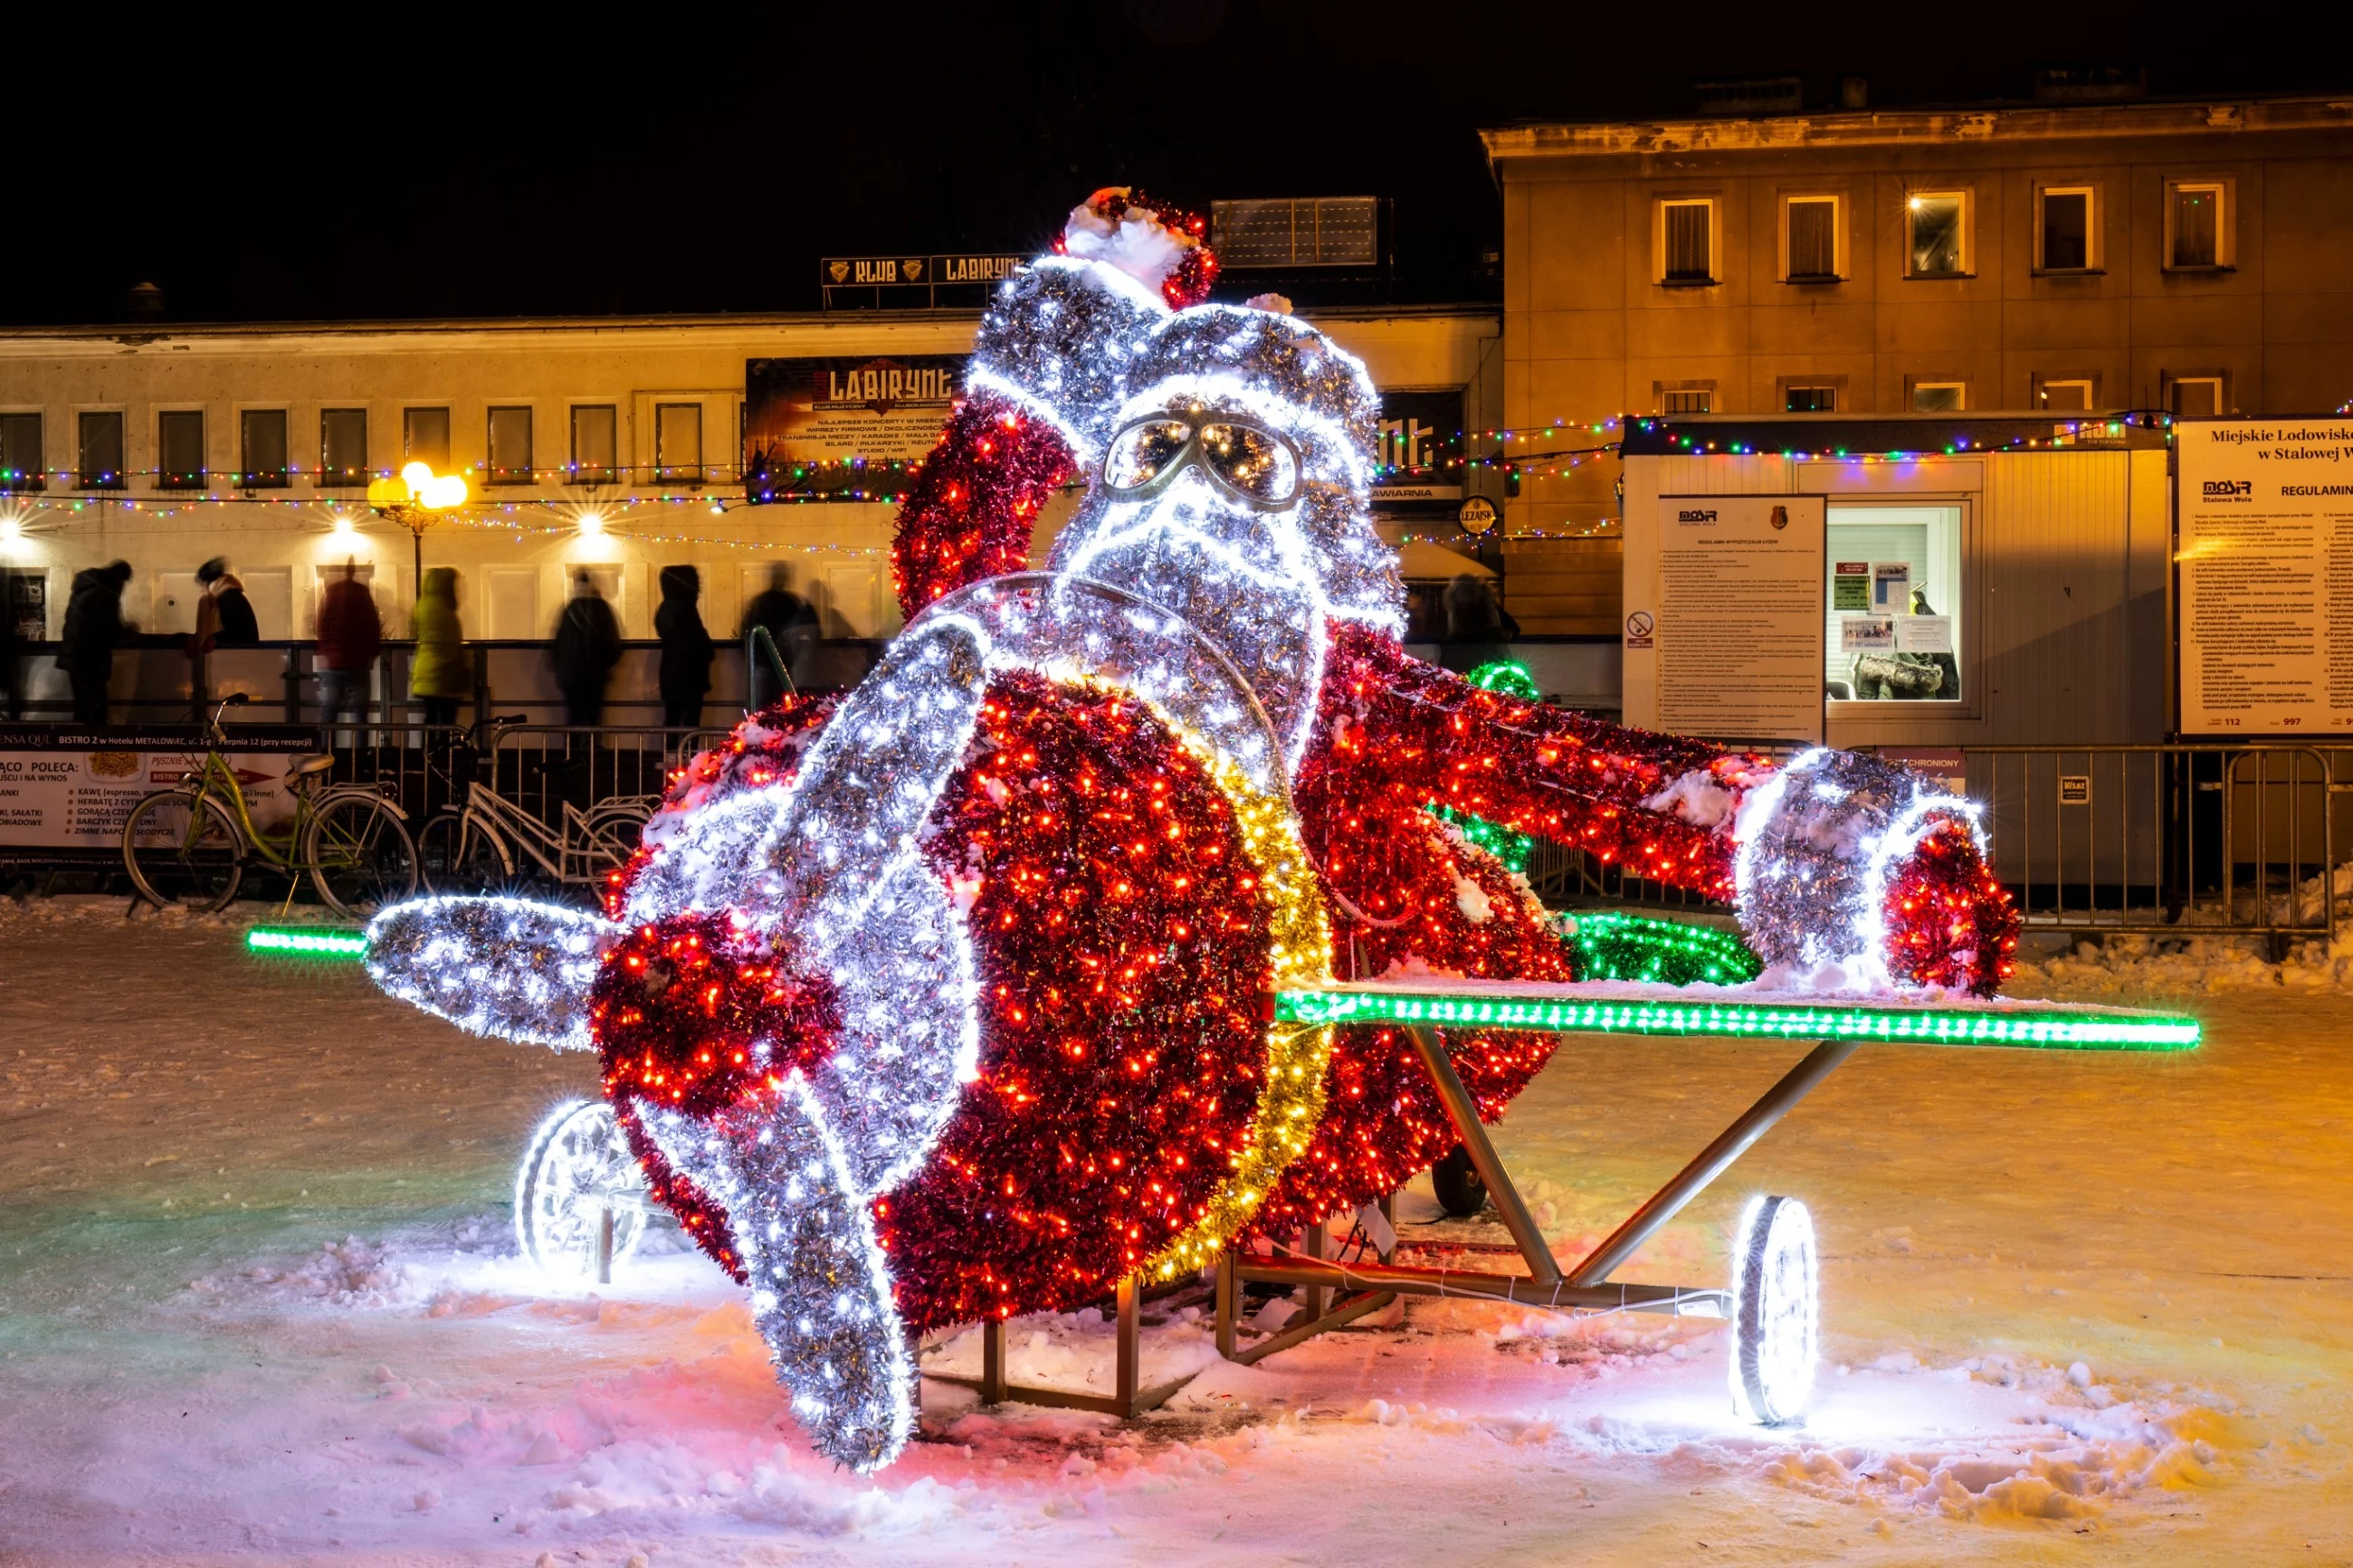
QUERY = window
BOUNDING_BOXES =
[1662,387,1713,414]
[2167,375,2226,418]
[486,406,534,485]
[2037,186,2096,271]
[238,408,289,488]
[78,412,124,489]
[2034,375,2097,412]
[1785,385,1837,413]
[403,406,451,471]
[1825,504,1964,704]
[2167,182,2230,269]
[1910,382,1967,412]
[0,413,41,491]
[1658,198,1715,284]
[320,408,368,487]
[1784,195,1841,280]
[570,404,618,484]
[158,410,206,489]
[1906,191,1969,277]
[655,402,703,483]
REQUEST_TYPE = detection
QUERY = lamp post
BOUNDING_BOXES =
[367,461,469,586]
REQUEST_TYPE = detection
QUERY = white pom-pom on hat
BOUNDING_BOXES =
[1244,292,1294,316]
[1063,187,1196,292]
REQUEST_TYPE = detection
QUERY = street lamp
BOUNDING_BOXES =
[367,461,469,584]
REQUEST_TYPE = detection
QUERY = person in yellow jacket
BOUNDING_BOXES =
[409,567,468,727]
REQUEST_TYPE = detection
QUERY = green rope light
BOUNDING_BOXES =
[246,927,369,959]
[1426,661,1545,873]
[1567,910,1761,987]
[1274,985,2200,1051]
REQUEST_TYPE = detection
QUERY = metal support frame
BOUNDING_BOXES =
[924,1274,1193,1418]
[1216,1027,1858,1358]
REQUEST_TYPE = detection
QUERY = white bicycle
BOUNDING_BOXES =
[416,715,655,896]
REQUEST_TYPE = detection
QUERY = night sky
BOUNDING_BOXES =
[3,2,2336,325]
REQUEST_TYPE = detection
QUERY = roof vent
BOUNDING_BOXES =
[126,281,165,322]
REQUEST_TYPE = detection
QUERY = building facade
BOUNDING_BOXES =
[1481,93,2353,631]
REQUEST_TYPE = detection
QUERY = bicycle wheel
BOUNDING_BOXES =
[122,790,244,912]
[303,794,418,919]
[417,810,509,895]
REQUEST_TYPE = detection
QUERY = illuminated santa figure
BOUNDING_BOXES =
[367,188,2016,1471]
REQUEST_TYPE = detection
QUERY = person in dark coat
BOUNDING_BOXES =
[0,575,26,722]
[550,570,623,727]
[739,565,817,711]
[654,565,715,729]
[314,558,382,726]
[59,560,134,726]
[198,557,260,646]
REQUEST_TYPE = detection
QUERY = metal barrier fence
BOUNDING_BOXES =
[1529,742,2348,944]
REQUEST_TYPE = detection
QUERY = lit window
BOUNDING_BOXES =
[2167,183,2229,269]
[239,409,289,489]
[1785,196,1840,280]
[486,406,534,486]
[1910,382,1966,413]
[2168,375,2225,418]
[404,406,452,471]
[1906,192,1968,277]
[2039,186,2095,271]
[158,410,206,490]
[571,404,618,484]
[320,409,367,487]
[1825,504,1963,704]
[656,403,704,483]
[1786,385,1837,413]
[1660,198,1715,284]
[2035,377,2096,412]
[78,412,124,489]
[0,413,41,492]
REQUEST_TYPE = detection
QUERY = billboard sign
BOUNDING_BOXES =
[743,356,966,502]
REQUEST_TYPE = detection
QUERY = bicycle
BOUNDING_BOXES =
[122,693,419,918]
[415,714,655,897]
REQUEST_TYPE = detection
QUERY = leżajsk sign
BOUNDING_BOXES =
[2176,417,2353,735]
[743,356,965,503]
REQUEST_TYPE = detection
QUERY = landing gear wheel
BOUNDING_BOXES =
[515,1100,649,1286]
[1729,1194,1818,1425]
[1431,1144,1488,1218]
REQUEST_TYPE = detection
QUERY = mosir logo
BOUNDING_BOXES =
[2203,480,2253,499]
[1675,508,1719,524]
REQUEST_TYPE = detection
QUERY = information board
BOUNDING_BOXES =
[0,727,308,866]
[1648,496,1826,744]
[2177,418,2353,735]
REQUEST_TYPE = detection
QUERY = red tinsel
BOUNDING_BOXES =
[1882,817,2019,996]
[890,396,1076,620]
[882,673,1274,1330]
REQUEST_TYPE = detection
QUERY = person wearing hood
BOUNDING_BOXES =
[59,560,134,726]
[549,570,622,728]
[409,566,467,728]
[654,565,714,728]
[198,558,259,646]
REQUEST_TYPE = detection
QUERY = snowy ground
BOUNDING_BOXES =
[2,900,2348,1565]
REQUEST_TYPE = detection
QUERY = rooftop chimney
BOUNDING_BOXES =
[126,281,165,322]
[1840,76,1868,110]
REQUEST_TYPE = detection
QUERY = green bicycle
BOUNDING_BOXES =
[121,693,419,918]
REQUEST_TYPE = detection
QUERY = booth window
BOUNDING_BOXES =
[238,409,289,489]
[1784,195,1841,280]
[78,412,124,489]
[485,406,534,486]
[1906,192,1969,277]
[2034,375,2097,412]
[1658,198,1716,284]
[571,404,618,484]
[1785,385,1837,413]
[320,409,367,488]
[2167,374,2226,418]
[1910,381,1966,412]
[2167,182,2231,270]
[0,413,41,491]
[1660,385,1713,414]
[404,406,452,472]
[2037,186,2097,271]
[157,410,206,490]
[1824,503,1963,704]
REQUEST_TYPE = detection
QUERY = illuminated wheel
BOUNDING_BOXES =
[515,1099,649,1285]
[1729,1194,1818,1425]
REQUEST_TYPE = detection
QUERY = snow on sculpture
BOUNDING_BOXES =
[364,187,2018,1472]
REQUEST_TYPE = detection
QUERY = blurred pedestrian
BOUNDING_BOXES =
[550,570,621,728]
[59,560,134,726]
[0,575,25,722]
[654,565,714,729]
[1440,573,1514,674]
[409,566,467,729]
[314,558,382,728]
[739,564,816,710]
[199,558,259,646]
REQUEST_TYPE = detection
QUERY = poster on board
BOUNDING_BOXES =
[2176,417,2353,735]
[742,356,966,502]
[1643,496,1827,744]
[0,727,309,867]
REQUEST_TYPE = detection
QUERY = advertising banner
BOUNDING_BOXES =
[743,356,966,502]
[1644,495,1827,745]
[2176,418,2353,735]
[0,727,311,866]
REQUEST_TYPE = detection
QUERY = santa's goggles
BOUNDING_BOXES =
[1100,409,1302,511]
